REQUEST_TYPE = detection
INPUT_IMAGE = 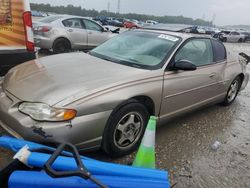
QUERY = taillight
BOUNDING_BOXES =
[34,26,52,32]
[23,11,34,52]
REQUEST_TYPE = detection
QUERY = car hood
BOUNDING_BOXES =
[3,52,150,106]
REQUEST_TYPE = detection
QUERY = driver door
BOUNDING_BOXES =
[160,38,222,119]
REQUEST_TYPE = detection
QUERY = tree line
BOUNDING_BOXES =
[31,3,213,26]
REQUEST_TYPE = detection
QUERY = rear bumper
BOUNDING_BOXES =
[34,35,53,49]
[0,49,36,76]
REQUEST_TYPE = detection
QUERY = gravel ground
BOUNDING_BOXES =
[0,42,250,187]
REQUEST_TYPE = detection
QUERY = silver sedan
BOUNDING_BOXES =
[220,31,246,43]
[33,15,117,53]
[0,29,249,157]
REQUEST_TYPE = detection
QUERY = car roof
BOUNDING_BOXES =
[44,14,94,22]
[143,23,192,32]
[56,14,92,20]
[140,24,211,40]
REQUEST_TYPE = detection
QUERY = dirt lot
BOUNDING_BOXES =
[0,42,250,188]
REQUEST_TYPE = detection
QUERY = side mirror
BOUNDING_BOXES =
[173,60,197,71]
[111,28,120,34]
[104,27,110,32]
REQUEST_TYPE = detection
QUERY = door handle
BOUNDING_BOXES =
[88,31,93,34]
[68,29,73,32]
[209,73,216,78]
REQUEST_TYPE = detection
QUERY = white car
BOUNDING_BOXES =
[196,26,206,34]
[220,31,245,43]
[146,20,158,25]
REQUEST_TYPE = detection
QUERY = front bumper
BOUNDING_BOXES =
[0,86,112,150]
[34,35,53,50]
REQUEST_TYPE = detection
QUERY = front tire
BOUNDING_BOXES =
[222,77,242,106]
[102,101,149,157]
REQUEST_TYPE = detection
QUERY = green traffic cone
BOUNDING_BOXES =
[132,116,156,169]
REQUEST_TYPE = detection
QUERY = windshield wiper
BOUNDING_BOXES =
[90,52,144,68]
[89,52,118,63]
[127,58,142,64]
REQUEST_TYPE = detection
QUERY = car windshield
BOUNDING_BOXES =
[39,15,63,23]
[90,31,180,69]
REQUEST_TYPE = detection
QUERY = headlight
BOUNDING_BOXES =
[18,102,77,122]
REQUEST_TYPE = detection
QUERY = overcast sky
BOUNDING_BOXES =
[30,0,249,26]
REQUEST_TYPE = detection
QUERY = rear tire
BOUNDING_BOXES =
[238,38,243,43]
[221,77,242,106]
[102,101,149,157]
[52,38,71,54]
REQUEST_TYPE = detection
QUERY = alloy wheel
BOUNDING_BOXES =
[114,112,143,149]
[227,80,239,103]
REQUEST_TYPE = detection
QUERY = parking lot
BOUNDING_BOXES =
[0,42,249,187]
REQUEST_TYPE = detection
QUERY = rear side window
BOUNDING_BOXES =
[211,40,226,62]
[62,18,83,29]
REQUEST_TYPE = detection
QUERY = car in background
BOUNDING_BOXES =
[218,31,245,42]
[123,20,140,28]
[106,18,123,27]
[210,28,221,36]
[0,28,248,157]
[191,26,206,34]
[33,15,116,53]
[93,16,108,25]
[116,18,126,24]
[145,20,158,25]
[203,27,220,35]
[241,32,250,42]
[0,0,36,76]
[212,30,230,40]
[31,10,47,17]
[137,21,145,28]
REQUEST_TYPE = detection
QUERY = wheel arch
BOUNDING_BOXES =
[238,73,245,86]
[130,96,155,116]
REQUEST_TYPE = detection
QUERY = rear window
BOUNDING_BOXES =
[212,40,226,62]
[39,16,63,23]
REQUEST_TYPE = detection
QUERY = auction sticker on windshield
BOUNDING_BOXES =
[158,34,179,42]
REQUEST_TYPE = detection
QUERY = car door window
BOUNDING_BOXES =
[62,18,83,29]
[82,19,103,32]
[175,38,213,66]
[231,32,239,36]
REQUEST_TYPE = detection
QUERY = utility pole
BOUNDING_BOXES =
[212,13,216,26]
[202,14,206,21]
[117,0,120,14]
[107,1,110,13]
